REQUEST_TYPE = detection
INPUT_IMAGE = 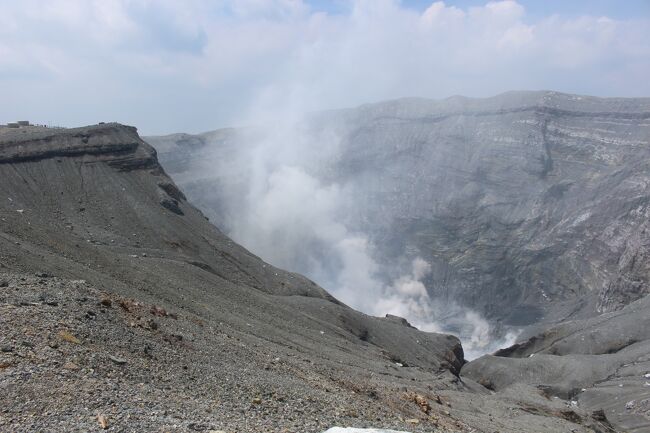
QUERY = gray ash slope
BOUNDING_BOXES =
[0,123,463,373]
[148,91,650,327]
[0,123,618,432]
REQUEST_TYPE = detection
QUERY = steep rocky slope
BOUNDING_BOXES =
[148,91,650,328]
[463,293,650,432]
[0,122,470,369]
[0,123,616,432]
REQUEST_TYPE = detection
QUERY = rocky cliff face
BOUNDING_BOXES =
[148,91,650,329]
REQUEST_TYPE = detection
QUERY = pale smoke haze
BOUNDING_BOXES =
[204,117,518,359]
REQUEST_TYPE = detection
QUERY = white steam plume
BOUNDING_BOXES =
[197,115,518,360]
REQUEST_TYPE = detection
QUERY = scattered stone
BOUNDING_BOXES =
[1,345,12,353]
[62,361,80,370]
[58,330,81,344]
[403,393,430,414]
[406,418,420,425]
[160,197,183,215]
[108,355,127,365]
[0,280,8,287]
[96,414,108,429]
[118,298,140,312]
[158,181,186,201]
[100,297,112,307]
[150,305,168,317]
[252,397,262,405]
[592,409,609,422]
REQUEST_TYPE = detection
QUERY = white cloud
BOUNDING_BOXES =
[227,0,309,18]
[421,1,465,26]
[0,0,648,132]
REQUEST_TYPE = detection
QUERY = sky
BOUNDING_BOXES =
[1,0,649,134]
